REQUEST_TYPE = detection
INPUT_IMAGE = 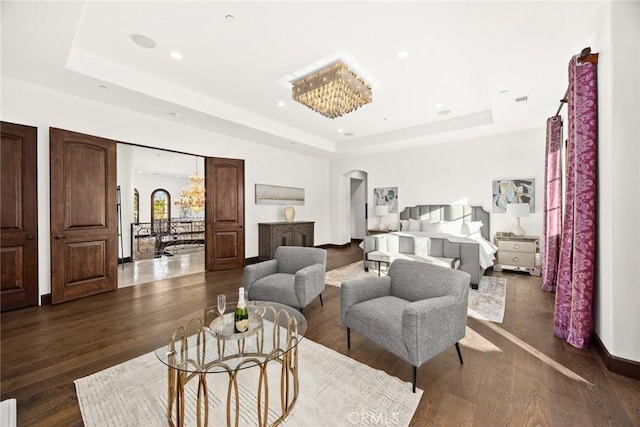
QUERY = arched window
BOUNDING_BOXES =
[151,189,171,232]
[133,188,139,224]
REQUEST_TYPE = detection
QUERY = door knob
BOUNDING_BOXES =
[53,234,67,240]
[26,232,34,240]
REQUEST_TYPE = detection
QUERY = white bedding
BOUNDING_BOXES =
[389,231,497,269]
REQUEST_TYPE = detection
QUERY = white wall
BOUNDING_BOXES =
[594,1,640,363]
[330,127,546,244]
[116,144,135,259]
[1,77,330,299]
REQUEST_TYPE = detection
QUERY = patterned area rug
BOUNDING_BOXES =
[326,261,507,323]
[75,338,422,427]
[467,275,507,323]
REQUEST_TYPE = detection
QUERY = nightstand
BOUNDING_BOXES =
[493,235,541,276]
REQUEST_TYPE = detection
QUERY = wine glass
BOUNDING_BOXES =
[217,294,226,332]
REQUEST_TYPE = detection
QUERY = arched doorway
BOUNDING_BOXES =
[343,170,368,242]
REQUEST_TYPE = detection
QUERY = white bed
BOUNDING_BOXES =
[363,204,496,287]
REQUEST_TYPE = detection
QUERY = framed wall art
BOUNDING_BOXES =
[255,184,305,205]
[374,187,398,213]
[492,179,535,213]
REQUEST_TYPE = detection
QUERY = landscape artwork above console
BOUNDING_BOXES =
[255,184,305,205]
[374,187,398,213]
[492,178,535,213]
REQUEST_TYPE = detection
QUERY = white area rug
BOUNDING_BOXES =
[326,261,507,323]
[75,338,422,427]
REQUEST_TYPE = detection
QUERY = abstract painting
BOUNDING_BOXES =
[492,179,535,213]
[255,184,305,205]
[374,187,398,213]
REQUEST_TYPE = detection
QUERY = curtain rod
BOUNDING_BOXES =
[553,47,599,117]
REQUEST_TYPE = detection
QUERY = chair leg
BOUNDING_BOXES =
[455,342,464,365]
[347,327,351,350]
[319,293,324,307]
[412,366,417,393]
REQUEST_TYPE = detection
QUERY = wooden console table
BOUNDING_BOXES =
[258,221,314,260]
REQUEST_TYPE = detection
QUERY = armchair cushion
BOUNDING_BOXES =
[248,273,299,307]
[343,295,409,360]
[243,259,278,288]
[341,276,391,321]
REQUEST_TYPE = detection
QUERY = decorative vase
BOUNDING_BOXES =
[284,206,295,223]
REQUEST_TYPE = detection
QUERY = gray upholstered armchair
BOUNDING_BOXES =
[244,246,327,312]
[341,259,470,392]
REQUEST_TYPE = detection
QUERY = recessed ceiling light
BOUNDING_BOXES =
[437,109,452,115]
[435,103,445,109]
[500,89,509,94]
[277,101,286,107]
[98,85,108,90]
[397,50,409,59]
[337,128,344,133]
[170,51,183,60]
[169,112,181,117]
[129,33,156,49]
[344,132,355,137]
[225,14,235,21]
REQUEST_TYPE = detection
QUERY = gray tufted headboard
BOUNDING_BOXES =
[399,204,491,241]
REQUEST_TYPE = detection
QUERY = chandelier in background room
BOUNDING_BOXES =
[292,61,372,119]
[175,162,205,214]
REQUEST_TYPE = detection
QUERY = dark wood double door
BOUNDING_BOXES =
[49,129,245,304]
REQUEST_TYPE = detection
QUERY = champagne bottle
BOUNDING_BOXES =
[234,287,249,333]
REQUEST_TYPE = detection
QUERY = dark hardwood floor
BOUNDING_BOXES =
[2,243,639,426]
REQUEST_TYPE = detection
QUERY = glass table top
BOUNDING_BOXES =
[154,301,307,374]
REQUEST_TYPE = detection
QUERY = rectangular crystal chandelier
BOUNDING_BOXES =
[292,61,372,119]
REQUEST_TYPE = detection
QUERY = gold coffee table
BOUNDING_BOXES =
[154,301,307,427]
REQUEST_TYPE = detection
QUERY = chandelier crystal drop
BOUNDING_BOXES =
[175,172,205,213]
[292,61,372,119]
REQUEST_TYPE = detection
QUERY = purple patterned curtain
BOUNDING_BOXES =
[554,56,597,349]
[541,117,563,292]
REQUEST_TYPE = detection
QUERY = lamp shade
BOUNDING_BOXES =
[506,203,530,218]
[374,205,389,216]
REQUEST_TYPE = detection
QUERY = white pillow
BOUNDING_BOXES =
[461,221,483,236]
[399,220,409,231]
[421,221,442,232]
[440,220,464,235]
[408,219,421,231]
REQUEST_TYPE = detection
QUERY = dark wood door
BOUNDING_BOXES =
[1,122,38,311]
[205,157,245,270]
[50,128,117,304]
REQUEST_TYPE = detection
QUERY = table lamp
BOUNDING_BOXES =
[506,203,530,236]
[374,205,389,230]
